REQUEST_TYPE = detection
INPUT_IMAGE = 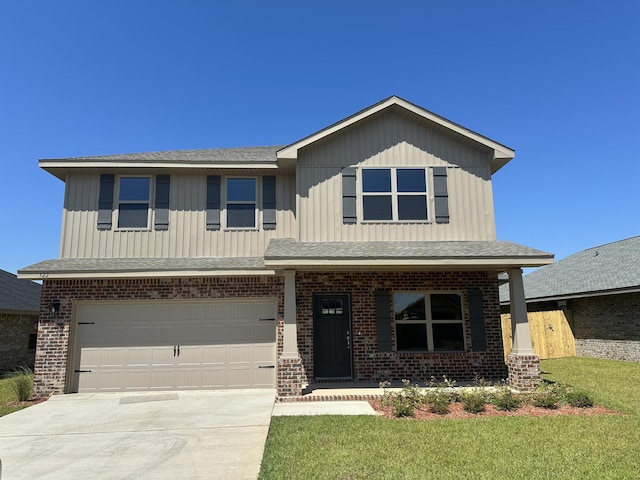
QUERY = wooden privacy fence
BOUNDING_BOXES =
[501,310,576,360]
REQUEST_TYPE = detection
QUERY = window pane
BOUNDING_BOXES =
[398,195,427,220]
[396,323,427,351]
[394,293,426,321]
[227,204,255,228]
[432,323,465,351]
[227,178,256,202]
[119,177,150,201]
[363,196,392,220]
[362,169,391,192]
[430,294,462,320]
[397,169,426,192]
[321,299,343,315]
[118,203,148,228]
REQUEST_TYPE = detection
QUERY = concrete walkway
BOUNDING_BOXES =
[272,400,376,416]
[0,390,275,480]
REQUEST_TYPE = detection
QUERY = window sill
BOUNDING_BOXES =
[114,228,152,232]
[360,220,432,225]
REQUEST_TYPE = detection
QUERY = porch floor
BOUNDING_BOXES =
[277,380,482,402]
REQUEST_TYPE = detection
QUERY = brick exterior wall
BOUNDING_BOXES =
[0,313,38,371]
[524,292,640,362]
[294,271,507,387]
[35,276,285,397]
[34,270,509,397]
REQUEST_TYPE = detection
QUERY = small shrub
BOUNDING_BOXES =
[11,366,34,401]
[461,389,487,414]
[492,385,521,412]
[531,381,566,409]
[425,376,456,415]
[566,390,594,408]
[380,379,425,418]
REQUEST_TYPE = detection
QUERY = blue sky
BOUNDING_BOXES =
[1,1,638,275]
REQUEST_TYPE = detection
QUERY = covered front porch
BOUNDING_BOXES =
[265,239,553,398]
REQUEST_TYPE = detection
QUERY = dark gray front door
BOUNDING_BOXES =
[313,294,352,379]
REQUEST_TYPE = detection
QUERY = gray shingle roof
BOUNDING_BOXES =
[18,257,266,277]
[500,236,640,302]
[42,145,284,164]
[0,269,41,312]
[265,239,552,261]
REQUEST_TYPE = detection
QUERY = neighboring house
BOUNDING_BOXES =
[0,269,41,371]
[18,96,553,397]
[500,236,640,362]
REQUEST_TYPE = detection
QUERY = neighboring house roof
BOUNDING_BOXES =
[0,269,41,314]
[39,146,285,180]
[264,239,552,271]
[277,96,515,173]
[500,236,640,303]
[18,257,270,279]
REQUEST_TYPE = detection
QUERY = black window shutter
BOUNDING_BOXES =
[262,175,276,230]
[433,167,450,224]
[97,174,114,230]
[342,167,357,224]
[375,290,393,352]
[206,175,221,231]
[154,175,170,231]
[468,289,487,351]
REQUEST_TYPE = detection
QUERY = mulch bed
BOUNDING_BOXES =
[7,398,49,407]
[369,399,619,420]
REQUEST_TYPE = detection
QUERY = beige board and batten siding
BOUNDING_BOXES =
[297,108,497,242]
[60,172,296,259]
[70,300,277,392]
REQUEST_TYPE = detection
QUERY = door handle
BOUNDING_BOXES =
[173,345,177,357]
[346,331,351,350]
[177,345,180,356]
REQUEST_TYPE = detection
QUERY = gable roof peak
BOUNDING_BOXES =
[277,96,515,173]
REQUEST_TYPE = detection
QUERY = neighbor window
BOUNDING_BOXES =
[394,292,464,352]
[362,168,427,221]
[117,177,151,229]
[226,177,257,228]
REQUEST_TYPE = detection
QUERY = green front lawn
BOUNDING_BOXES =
[260,358,640,480]
[0,370,33,417]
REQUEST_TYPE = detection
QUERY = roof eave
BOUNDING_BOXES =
[17,268,276,280]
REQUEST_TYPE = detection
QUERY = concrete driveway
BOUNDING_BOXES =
[0,389,275,480]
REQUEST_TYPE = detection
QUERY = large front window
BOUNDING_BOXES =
[117,177,150,229]
[226,177,257,228]
[362,168,427,221]
[394,292,464,352]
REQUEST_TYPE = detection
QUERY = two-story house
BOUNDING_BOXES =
[19,96,553,398]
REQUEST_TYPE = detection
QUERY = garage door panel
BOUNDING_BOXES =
[75,300,276,392]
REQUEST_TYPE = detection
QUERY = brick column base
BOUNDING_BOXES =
[277,357,304,397]
[507,353,541,391]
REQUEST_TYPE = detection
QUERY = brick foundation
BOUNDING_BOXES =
[507,353,540,391]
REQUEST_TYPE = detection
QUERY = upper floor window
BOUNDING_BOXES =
[394,292,464,352]
[362,168,427,221]
[117,177,151,229]
[226,177,257,228]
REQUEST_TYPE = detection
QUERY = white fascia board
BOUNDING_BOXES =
[17,269,276,280]
[39,161,278,170]
[277,96,515,162]
[264,257,554,269]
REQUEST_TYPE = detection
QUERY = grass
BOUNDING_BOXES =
[260,358,640,480]
[0,369,34,417]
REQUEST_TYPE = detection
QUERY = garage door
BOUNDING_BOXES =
[71,300,277,392]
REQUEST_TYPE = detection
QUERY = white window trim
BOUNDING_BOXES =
[393,291,465,353]
[359,167,430,223]
[114,175,153,231]
[223,176,259,230]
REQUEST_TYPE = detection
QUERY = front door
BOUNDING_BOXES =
[313,294,352,379]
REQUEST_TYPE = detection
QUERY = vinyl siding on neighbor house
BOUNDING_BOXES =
[297,109,497,242]
[60,172,297,259]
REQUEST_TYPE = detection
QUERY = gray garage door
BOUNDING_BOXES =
[71,300,277,392]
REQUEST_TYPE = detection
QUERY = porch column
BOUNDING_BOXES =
[282,269,298,357]
[507,268,540,391]
[277,269,304,397]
